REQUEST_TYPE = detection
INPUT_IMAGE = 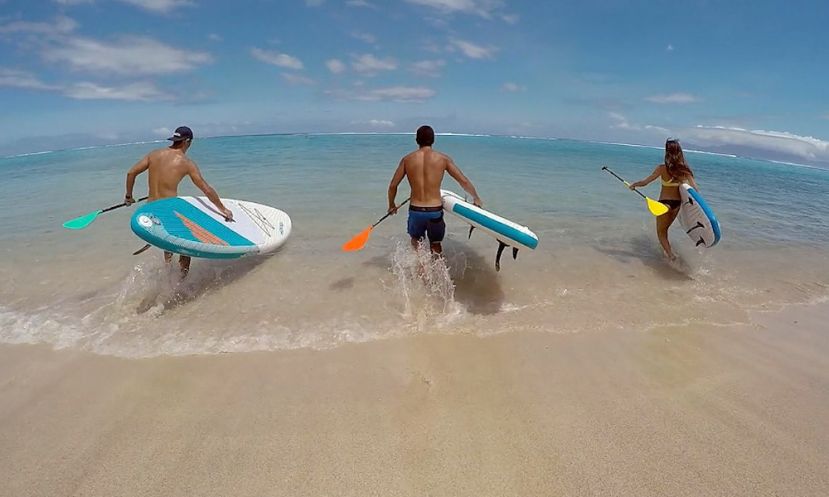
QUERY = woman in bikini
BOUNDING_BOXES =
[628,138,698,261]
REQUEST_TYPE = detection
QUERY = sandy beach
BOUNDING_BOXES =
[2,303,827,497]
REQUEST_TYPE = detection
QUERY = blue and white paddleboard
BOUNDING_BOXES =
[131,196,291,259]
[678,184,721,248]
[441,189,538,270]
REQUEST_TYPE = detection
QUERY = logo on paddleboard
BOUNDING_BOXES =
[138,215,153,228]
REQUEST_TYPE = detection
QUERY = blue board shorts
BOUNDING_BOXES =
[407,206,445,243]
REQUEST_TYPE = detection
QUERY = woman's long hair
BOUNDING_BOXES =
[664,139,694,180]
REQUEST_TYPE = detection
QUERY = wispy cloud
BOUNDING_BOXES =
[251,47,303,70]
[325,58,347,74]
[405,0,507,19]
[684,126,829,162]
[501,82,525,92]
[0,68,61,90]
[0,15,78,35]
[305,0,325,6]
[43,35,211,75]
[449,38,495,59]
[352,119,395,128]
[281,72,315,85]
[328,86,435,102]
[345,0,375,7]
[0,68,167,101]
[63,81,167,101]
[54,0,195,14]
[117,0,194,14]
[208,33,222,42]
[609,112,670,135]
[351,53,397,74]
[351,31,376,44]
[410,59,445,77]
[645,92,700,104]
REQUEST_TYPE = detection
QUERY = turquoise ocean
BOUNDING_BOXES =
[1,134,828,357]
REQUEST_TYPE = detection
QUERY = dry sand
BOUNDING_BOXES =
[1,304,828,497]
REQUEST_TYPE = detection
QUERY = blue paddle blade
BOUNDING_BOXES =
[62,210,102,230]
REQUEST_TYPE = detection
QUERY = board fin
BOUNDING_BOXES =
[696,237,706,247]
[495,241,508,272]
[512,247,519,260]
[468,225,475,239]
[686,221,704,234]
[132,243,151,255]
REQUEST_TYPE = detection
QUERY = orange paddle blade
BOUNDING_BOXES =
[342,226,373,252]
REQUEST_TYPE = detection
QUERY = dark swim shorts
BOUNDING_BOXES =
[407,206,445,243]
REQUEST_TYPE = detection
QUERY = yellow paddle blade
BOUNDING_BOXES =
[646,197,670,216]
[342,226,373,252]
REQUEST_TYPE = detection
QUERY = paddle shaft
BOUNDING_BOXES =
[102,196,149,213]
[373,198,410,228]
[602,167,648,200]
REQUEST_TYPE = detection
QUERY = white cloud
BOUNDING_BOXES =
[0,16,78,35]
[405,0,505,19]
[346,0,374,7]
[208,33,223,42]
[410,59,445,77]
[0,68,168,101]
[353,119,396,128]
[666,44,674,51]
[63,81,167,101]
[281,72,315,85]
[684,126,829,162]
[351,31,376,44]
[645,92,699,104]
[43,35,211,75]
[501,13,519,24]
[0,68,60,90]
[251,48,304,70]
[449,38,495,59]
[305,0,324,6]
[117,0,193,13]
[328,86,435,102]
[501,82,525,92]
[608,112,670,135]
[351,54,397,74]
[326,58,347,74]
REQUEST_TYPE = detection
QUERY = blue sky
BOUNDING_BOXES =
[1,0,828,164]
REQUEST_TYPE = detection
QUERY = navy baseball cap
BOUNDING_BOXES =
[167,126,193,142]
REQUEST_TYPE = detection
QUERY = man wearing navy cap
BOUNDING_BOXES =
[124,126,233,276]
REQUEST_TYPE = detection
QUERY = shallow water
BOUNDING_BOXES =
[1,134,827,357]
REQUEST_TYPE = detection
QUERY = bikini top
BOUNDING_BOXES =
[661,177,681,187]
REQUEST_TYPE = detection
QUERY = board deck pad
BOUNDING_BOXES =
[131,196,291,259]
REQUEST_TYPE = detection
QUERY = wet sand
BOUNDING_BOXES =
[1,304,828,497]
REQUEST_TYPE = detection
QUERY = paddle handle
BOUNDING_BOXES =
[101,196,149,213]
[373,198,410,227]
[602,166,647,200]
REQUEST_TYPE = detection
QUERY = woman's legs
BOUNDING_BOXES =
[656,208,680,260]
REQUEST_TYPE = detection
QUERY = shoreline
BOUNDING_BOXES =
[2,303,828,496]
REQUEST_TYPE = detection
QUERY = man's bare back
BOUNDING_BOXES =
[143,148,196,201]
[398,148,455,208]
[388,125,481,252]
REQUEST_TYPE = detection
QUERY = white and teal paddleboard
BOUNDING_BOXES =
[130,196,291,259]
[678,184,721,248]
[441,189,538,270]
